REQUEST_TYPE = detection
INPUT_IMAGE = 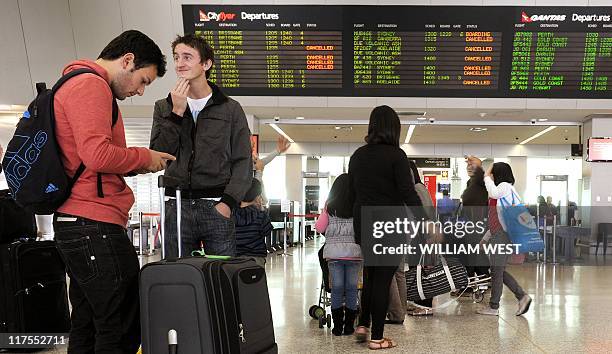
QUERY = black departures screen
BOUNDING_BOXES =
[184,6,343,96]
[182,5,612,98]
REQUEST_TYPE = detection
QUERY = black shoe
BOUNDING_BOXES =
[331,307,344,336]
[343,307,358,335]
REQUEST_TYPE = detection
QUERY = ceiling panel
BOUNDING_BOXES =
[119,104,611,123]
[259,123,580,145]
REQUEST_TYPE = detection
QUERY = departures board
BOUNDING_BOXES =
[182,5,612,98]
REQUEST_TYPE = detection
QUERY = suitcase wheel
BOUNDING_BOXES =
[326,314,332,328]
[318,315,325,328]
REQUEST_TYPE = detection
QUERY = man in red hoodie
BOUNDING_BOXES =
[53,30,173,353]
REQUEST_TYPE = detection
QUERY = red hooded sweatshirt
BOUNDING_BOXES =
[54,60,151,227]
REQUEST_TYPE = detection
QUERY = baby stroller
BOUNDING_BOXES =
[308,245,332,328]
[308,245,363,329]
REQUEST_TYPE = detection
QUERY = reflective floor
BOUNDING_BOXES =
[40,236,612,353]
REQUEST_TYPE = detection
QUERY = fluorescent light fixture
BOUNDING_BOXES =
[519,126,557,145]
[397,111,426,116]
[334,126,341,130]
[404,125,416,144]
[416,116,427,121]
[0,105,10,110]
[538,118,548,122]
[269,123,295,143]
[469,127,488,132]
[295,116,304,120]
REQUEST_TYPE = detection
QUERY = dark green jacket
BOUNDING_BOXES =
[150,82,252,209]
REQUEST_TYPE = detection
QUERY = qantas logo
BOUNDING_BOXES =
[199,10,237,22]
[521,11,567,23]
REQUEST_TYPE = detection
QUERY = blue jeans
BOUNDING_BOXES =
[54,214,140,354]
[164,199,236,258]
[328,260,361,310]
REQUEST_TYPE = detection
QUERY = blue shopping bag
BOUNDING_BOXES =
[499,192,544,253]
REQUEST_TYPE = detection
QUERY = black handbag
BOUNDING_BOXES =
[406,256,468,301]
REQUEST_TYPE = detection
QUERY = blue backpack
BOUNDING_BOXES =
[499,191,544,253]
[1,69,117,214]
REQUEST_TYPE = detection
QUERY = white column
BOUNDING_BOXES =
[285,154,304,206]
[509,156,527,200]
[306,157,320,186]
[245,114,257,134]
[582,118,612,254]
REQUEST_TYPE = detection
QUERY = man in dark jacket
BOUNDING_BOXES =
[150,34,252,257]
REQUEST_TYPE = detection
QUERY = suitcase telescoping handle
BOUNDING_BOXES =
[158,175,182,259]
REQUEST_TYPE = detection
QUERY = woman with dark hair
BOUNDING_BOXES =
[349,105,424,350]
[315,173,362,336]
[478,162,532,316]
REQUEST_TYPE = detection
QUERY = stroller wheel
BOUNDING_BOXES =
[473,291,484,303]
[318,316,325,328]
[308,305,318,319]
[326,314,332,328]
[313,306,325,320]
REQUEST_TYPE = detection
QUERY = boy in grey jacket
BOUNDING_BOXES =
[150,34,252,257]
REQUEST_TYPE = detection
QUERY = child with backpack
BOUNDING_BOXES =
[234,178,272,267]
[315,174,362,336]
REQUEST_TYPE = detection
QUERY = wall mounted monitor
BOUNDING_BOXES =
[587,137,612,162]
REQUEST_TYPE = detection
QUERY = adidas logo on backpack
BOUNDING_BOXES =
[45,183,59,194]
[1,69,117,214]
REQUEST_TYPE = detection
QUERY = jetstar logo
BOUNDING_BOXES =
[521,11,566,23]
[199,10,237,22]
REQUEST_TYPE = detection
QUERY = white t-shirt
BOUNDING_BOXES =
[187,93,212,123]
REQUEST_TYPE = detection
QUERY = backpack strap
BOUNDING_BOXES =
[52,68,98,92]
[52,69,120,199]
[96,99,119,198]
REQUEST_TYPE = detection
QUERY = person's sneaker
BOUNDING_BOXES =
[516,295,532,316]
[476,307,499,316]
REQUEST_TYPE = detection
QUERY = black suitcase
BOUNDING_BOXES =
[0,240,70,339]
[139,176,277,354]
[0,190,36,244]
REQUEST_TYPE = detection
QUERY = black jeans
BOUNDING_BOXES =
[164,199,236,258]
[358,266,398,340]
[54,214,140,354]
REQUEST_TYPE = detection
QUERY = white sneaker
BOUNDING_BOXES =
[476,307,499,316]
[516,295,532,316]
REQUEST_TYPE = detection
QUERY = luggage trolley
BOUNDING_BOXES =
[466,274,492,303]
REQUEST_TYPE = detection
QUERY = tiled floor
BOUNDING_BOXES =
[27,237,612,353]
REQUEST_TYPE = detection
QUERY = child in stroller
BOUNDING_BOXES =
[308,174,362,336]
[309,244,363,330]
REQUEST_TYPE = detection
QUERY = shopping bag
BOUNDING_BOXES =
[499,192,544,253]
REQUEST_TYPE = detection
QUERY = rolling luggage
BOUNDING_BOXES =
[0,189,36,244]
[139,176,277,354]
[0,239,70,340]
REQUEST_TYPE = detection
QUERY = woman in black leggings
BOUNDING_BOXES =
[349,105,425,350]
